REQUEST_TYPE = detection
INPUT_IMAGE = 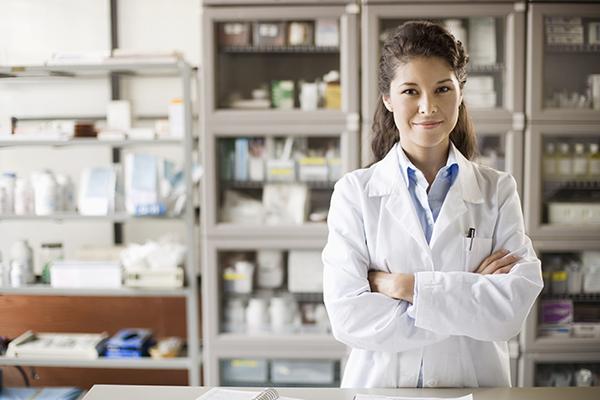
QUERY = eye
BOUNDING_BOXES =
[402,88,418,95]
[436,86,451,93]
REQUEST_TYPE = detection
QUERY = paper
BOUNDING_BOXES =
[196,388,302,400]
[353,395,473,400]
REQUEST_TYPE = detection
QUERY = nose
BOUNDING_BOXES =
[418,94,438,115]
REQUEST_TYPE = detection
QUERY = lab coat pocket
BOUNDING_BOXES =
[464,237,493,272]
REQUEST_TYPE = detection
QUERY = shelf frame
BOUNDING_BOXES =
[523,124,600,240]
[527,3,600,122]
[0,355,192,370]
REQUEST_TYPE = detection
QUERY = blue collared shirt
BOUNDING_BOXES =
[396,144,459,244]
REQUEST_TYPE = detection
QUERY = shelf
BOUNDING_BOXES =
[225,291,323,303]
[220,180,335,190]
[545,44,600,53]
[209,109,348,127]
[0,355,192,370]
[209,223,328,239]
[0,137,190,148]
[542,293,600,303]
[543,179,600,191]
[216,333,343,349]
[0,213,185,222]
[0,285,191,298]
[0,59,193,79]
[220,45,339,54]
[535,336,600,347]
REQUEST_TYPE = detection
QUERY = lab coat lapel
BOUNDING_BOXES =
[430,145,485,247]
[366,143,430,255]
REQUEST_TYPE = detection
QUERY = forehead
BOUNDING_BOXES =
[392,56,456,82]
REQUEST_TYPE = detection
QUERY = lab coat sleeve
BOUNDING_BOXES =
[323,174,448,353]
[413,174,544,341]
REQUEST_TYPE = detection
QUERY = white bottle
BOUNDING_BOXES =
[245,297,269,333]
[55,173,75,212]
[168,98,184,138]
[543,142,557,179]
[10,239,34,285]
[0,172,16,214]
[572,143,588,177]
[33,170,58,215]
[14,177,35,215]
[557,143,573,177]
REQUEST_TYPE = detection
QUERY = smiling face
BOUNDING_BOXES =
[382,56,463,156]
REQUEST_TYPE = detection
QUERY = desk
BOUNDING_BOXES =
[83,385,600,400]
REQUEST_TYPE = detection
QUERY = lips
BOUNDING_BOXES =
[413,121,443,129]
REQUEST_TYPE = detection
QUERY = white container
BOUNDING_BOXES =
[287,250,324,293]
[168,98,184,138]
[256,250,284,289]
[10,239,34,285]
[245,297,269,333]
[0,172,16,214]
[50,261,122,288]
[33,170,58,216]
[55,174,76,212]
[557,143,573,177]
[269,297,295,333]
[547,202,600,225]
[14,178,35,215]
[572,143,588,176]
[300,82,319,111]
[106,100,131,132]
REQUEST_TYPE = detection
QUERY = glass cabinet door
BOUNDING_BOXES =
[528,3,600,122]
[219,357,341,387]
[217,247,329,336]
[362,3,524,125]
[525,125,600,239]
[203,5,358,125]
[519,352,600,387]
[203,126,357,237]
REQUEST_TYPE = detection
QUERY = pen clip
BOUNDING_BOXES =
[467,227,476,251]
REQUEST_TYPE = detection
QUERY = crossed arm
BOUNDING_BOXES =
[369,249,521,303]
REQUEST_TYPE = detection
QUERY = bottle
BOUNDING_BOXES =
[33,170,58,216]
[0,172,16,214]
[572,143,587,177]
[39,242,63,284]
[557,143,573,178]
[14,177,35,215]
[588,143,600,178]
[10,239,34,285]
[55,174,75,212]
[543,142,557,179]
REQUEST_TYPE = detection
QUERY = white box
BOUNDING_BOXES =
[572,323,600,338]
[266,159,296,182]
[50,261,122,288]
[271,360,335,384]
[298,157,328,181]
[548,202,600,225]
[106,100,131,132]
[287,250,323,293]
[124,267,183,288]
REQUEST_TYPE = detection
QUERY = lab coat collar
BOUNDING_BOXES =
[366,141,484,205]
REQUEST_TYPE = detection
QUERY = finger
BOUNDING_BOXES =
[482,256,519,275]
[492,263,517,275]
[475,249,510,273]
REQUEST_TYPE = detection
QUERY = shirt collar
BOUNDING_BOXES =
[396,142,459,189]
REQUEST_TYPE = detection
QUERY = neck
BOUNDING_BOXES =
[402,141,450,185]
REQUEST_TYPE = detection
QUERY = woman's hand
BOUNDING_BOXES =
[368,271,415,303]
[475,249,520,275]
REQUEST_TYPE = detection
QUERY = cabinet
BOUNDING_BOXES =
[519,352,600,387]
[200,3,358,386]
[0,59,202,386]
[527,3,600,123]
[360,1,526,165]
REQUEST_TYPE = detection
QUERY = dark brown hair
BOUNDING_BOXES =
[370,20,477,163]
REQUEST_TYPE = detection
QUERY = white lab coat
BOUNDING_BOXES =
[322,142,543,388]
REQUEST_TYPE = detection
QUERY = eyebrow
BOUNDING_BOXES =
[399,78,453,86]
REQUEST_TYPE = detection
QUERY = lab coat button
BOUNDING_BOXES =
[426,379,438,387]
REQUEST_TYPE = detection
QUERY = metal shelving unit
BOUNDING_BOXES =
[0,58,202,385]
[200,3,359,384]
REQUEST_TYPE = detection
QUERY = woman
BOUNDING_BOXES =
[322,21,543,388]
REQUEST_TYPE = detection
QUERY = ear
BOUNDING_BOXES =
[382,95,393,112]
